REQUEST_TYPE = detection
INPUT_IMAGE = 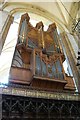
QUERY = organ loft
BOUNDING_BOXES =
[9,13,75,91]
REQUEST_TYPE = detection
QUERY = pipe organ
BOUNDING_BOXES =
[9,13,75,91]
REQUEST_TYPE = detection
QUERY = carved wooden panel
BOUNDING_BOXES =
[9,66,32,84]
[64,75,76,90]
[33,49,65,80]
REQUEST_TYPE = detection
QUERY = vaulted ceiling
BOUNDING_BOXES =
[1,1,79,32]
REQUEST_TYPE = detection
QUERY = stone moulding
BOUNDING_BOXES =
[1,87,80,101]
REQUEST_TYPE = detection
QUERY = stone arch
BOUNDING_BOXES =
[2,2,69,32]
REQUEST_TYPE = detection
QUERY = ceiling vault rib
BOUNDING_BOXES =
[56,2,67,25]
[59,0,74,21]
[68,2,79,28]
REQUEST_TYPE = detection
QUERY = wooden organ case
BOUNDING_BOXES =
[9,13,75,91]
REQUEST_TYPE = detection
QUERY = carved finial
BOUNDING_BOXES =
[48,23,56,32]
[21,13,30,22]
[36,21,44,30]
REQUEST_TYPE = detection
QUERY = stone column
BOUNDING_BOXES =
[0,11,14,54]
[60,32,80,92]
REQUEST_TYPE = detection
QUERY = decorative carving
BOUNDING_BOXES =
[36,21,44,30]
[47,23,57,32]
[1,87,80,100]
[21,13,30,22]
[2,94,80,119]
